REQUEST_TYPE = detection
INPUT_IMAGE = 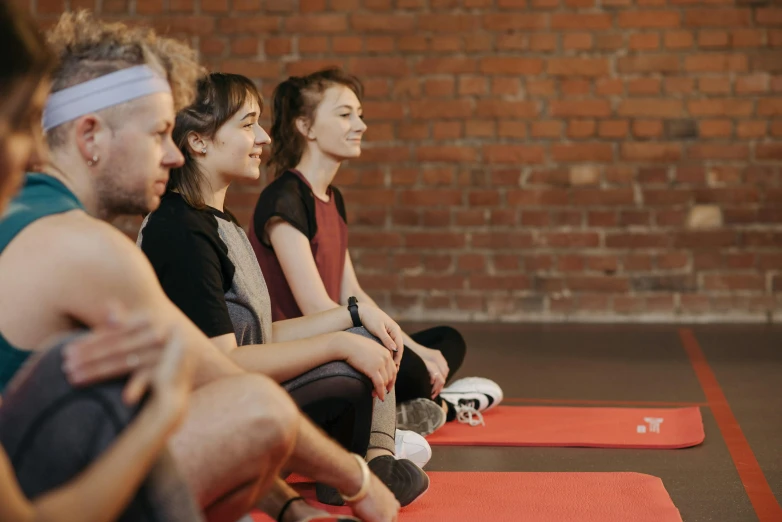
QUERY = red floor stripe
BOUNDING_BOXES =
[504,397,709,407]
[678,328,782,522]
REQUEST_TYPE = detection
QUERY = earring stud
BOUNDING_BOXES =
[87,154,99,167]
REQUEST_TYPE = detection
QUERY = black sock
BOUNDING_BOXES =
[441,397,457,422]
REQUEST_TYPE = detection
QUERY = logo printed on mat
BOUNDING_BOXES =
[637,417,664,434]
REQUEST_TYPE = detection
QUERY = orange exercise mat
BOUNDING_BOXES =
[426,406,704,449]
[252,472,682,522]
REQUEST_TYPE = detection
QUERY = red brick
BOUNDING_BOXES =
[421,168,455,186]
[548,58,610,77]
[265,37,292,56]
[622,143,682,162]
[557,255,586,273]
[633,120,664,139]
[697,77,732,94]
[459,76,487,96]
[551,143,614,162]
[699,119,732,138]
[703,275,765,291]
[699,30,730,48]
[470,275,530,291]
[758,98,782,116]
[560,79,590,96]
[757,144,782,160]
[231,36,259,56]
[617,54,680,73]
[627,78,662,95]
[223,60,280,79]
[476,100,537,118]
[550,100,612,118]
[737,120,767,138]
[756,8,782,26]
[685,53,749,72]
[483,13,548,31]
[285,14,348,33]
[688,144,749,160]
[665,31,694,49]
[416,146,476,163]
[466,120,496,138]
[596,33,626,51]
[665,77,695,94]
[492,121,524,139]
[552,13,612,30]
[472,233,535,249]
[685,9,752,27]
[480,57,544,75]
[409,100,472,120]
[531,121,563,138]
[689,99,753,116]
[736,74,769,94]
[618,11,681,28]
[563,33,593,51]
[567,277,630,293]
[349,57,408,77]
[630,33,661,50]
[508,189,570,206]
[596,78,624,96]
[606,233,671,248]
[404,275,464,291]
[540,232,600,248]
[350,13,415,32]
[732,29,765,48]
[527,79,557,98]
[599,120,629,138]
[420,13,483,32]
[568,120,596,139]
[484,145,546,164]
[618,99,683,118]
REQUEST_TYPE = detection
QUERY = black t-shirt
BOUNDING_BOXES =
[137,192,236,339]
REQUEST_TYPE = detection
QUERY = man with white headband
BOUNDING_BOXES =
[0,11,399,522]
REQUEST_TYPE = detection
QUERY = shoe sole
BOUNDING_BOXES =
[401,472,430,507]
[397,398,446,436]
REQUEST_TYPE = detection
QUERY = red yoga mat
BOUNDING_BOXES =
[426,405,704,449]
[252,472,682,522]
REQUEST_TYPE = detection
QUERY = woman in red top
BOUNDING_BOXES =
[251,68,503,436]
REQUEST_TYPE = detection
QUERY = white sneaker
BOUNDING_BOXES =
[394,429,432,468]
[440,377,503,426]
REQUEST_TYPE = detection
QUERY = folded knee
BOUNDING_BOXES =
[235,375,299,452]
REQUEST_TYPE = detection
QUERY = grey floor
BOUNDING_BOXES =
[400,323,782,522]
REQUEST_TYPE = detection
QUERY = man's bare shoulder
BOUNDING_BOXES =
[10,209,154,288]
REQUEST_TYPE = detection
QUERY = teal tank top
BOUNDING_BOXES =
[0,173,84,392]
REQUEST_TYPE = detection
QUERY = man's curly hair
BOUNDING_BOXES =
[45,10,204,147]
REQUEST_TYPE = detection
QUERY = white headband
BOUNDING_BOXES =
[42,65,171,132]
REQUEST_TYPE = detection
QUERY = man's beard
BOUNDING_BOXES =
[95,174,152,219]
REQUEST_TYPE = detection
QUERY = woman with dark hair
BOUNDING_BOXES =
[0,3,200,522]
[250,68,504,437]
[136,72,430,510]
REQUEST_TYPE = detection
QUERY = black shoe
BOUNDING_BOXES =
[315,483,345,506]
[368,455,429,507]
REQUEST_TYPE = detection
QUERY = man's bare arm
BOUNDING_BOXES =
[44,215,244,386]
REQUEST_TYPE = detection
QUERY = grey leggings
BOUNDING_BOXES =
[282,327,396,456]
[0,338,201,522]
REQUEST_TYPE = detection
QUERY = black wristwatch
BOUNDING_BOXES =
[347,296,362,328]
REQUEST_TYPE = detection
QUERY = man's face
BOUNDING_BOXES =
[94,91,184,217]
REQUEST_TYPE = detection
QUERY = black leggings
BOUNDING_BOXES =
[0,338,202,522]
[282,360,374,458]
[395,326,467,404]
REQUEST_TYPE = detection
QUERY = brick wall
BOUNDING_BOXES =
[28,0,782,322]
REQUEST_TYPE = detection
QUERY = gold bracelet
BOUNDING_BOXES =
[339,454,371,504]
